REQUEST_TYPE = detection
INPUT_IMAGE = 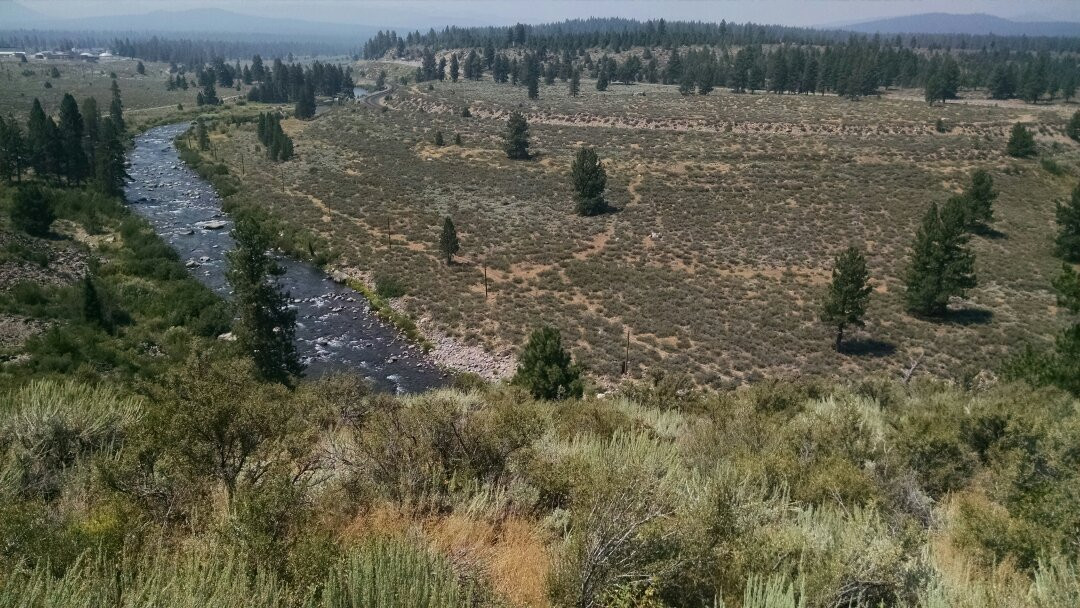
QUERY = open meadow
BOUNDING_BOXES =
[203,72,1079,385]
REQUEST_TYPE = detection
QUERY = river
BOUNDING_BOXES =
[124,123,446,393]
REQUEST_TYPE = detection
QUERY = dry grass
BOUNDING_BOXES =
[204,72,1080,385]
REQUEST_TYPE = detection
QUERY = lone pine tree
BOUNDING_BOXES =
[439,217,459,264]
[227,218,303,385]
[512,326,584,400]
[820,246,872,351]
[571,147,607,216]
[503,111,530,160]
[904,201,977,317]
[1006,123,1036,158]
[963,169,997,228]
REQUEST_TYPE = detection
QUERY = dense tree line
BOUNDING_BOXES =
[372,18,1079,102]
[364,17,1080,60]
[246,58,354,106]
[0,31,353,64]
[0,83,127,194]
[255,112,294,161]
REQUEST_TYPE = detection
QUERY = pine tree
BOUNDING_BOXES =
[93,118,128,196]
[109,80,125,134]
[27,98,51,178]
[596,65,610,91]
[449,53,460,82]
[294,83,316,119]
[503,111,529,160]
[80,276,113,332]
[571,147,607,216]
[1006,123,1036,158]
[453,133,462,145]
[81,97,100,145]
[904,201,977,317]
[569,69,580,97]
[58,94,88,185]
[0,116,26,183]
[524,53,540,99]
[227,217,303,385]
[820,246,872,350]
[136,60,145,75]
[9,184,55,237]
[963,169,997,228]
[1067,110,1080,143]
[512,326,584,400]
[196,118,210,151]
[433,130,444,146]
[439,216,459,264]
[1056,183,1080,262]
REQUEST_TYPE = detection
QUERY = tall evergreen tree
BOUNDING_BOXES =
[1056,182,1080,262]
[503,111,530,160]
[227,217,303,385]
[904,201,977,317]
[294,83,316,119]
[0,116,26,183]
[81,97,101,145]
[57,94,88,185]
[963,169,997,229]
[820,246,872,350]
[512,326,584,400]
[1006,123,1036,158]
[93,117,127,196]
[439,217,459,264]
[109,80,125,134]
[26,99,52,178]
[569,68,581,97]
[570,147,607,216]
[449,53,460,82]
[196,118,210,151]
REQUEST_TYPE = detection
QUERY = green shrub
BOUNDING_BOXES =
[374,274,407,298]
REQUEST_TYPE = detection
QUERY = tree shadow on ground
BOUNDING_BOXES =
[841,338,897,357]
[973,225,1007,240]
[944,307,994,326]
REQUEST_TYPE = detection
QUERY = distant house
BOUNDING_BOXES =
[0,48,27,60]
[34,50,74,61]
[78,52,99,63]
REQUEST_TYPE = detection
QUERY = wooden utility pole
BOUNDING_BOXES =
[280,166,285,192]
[483,265,489,300]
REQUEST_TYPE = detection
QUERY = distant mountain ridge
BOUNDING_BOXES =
[841,13,1080,37]
[0,4,380,41]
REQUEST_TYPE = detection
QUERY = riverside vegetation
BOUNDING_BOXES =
[1,21,1080,608]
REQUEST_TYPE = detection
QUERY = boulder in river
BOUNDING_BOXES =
[195,220,228,230]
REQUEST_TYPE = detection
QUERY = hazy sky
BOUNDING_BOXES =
[17,0,1080,28]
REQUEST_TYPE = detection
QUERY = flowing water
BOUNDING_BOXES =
[124,123,445,393]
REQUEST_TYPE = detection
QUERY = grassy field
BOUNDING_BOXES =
[0,57,261,130]
[197,71,1079,385]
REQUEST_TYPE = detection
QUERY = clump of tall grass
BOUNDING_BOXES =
[318,537,477,608]
[0,537,478,608]
[0,379,142,499]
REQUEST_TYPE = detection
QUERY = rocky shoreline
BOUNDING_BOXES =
[329,265,516,381]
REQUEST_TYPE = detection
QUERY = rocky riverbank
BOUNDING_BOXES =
[328,264,516,381]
